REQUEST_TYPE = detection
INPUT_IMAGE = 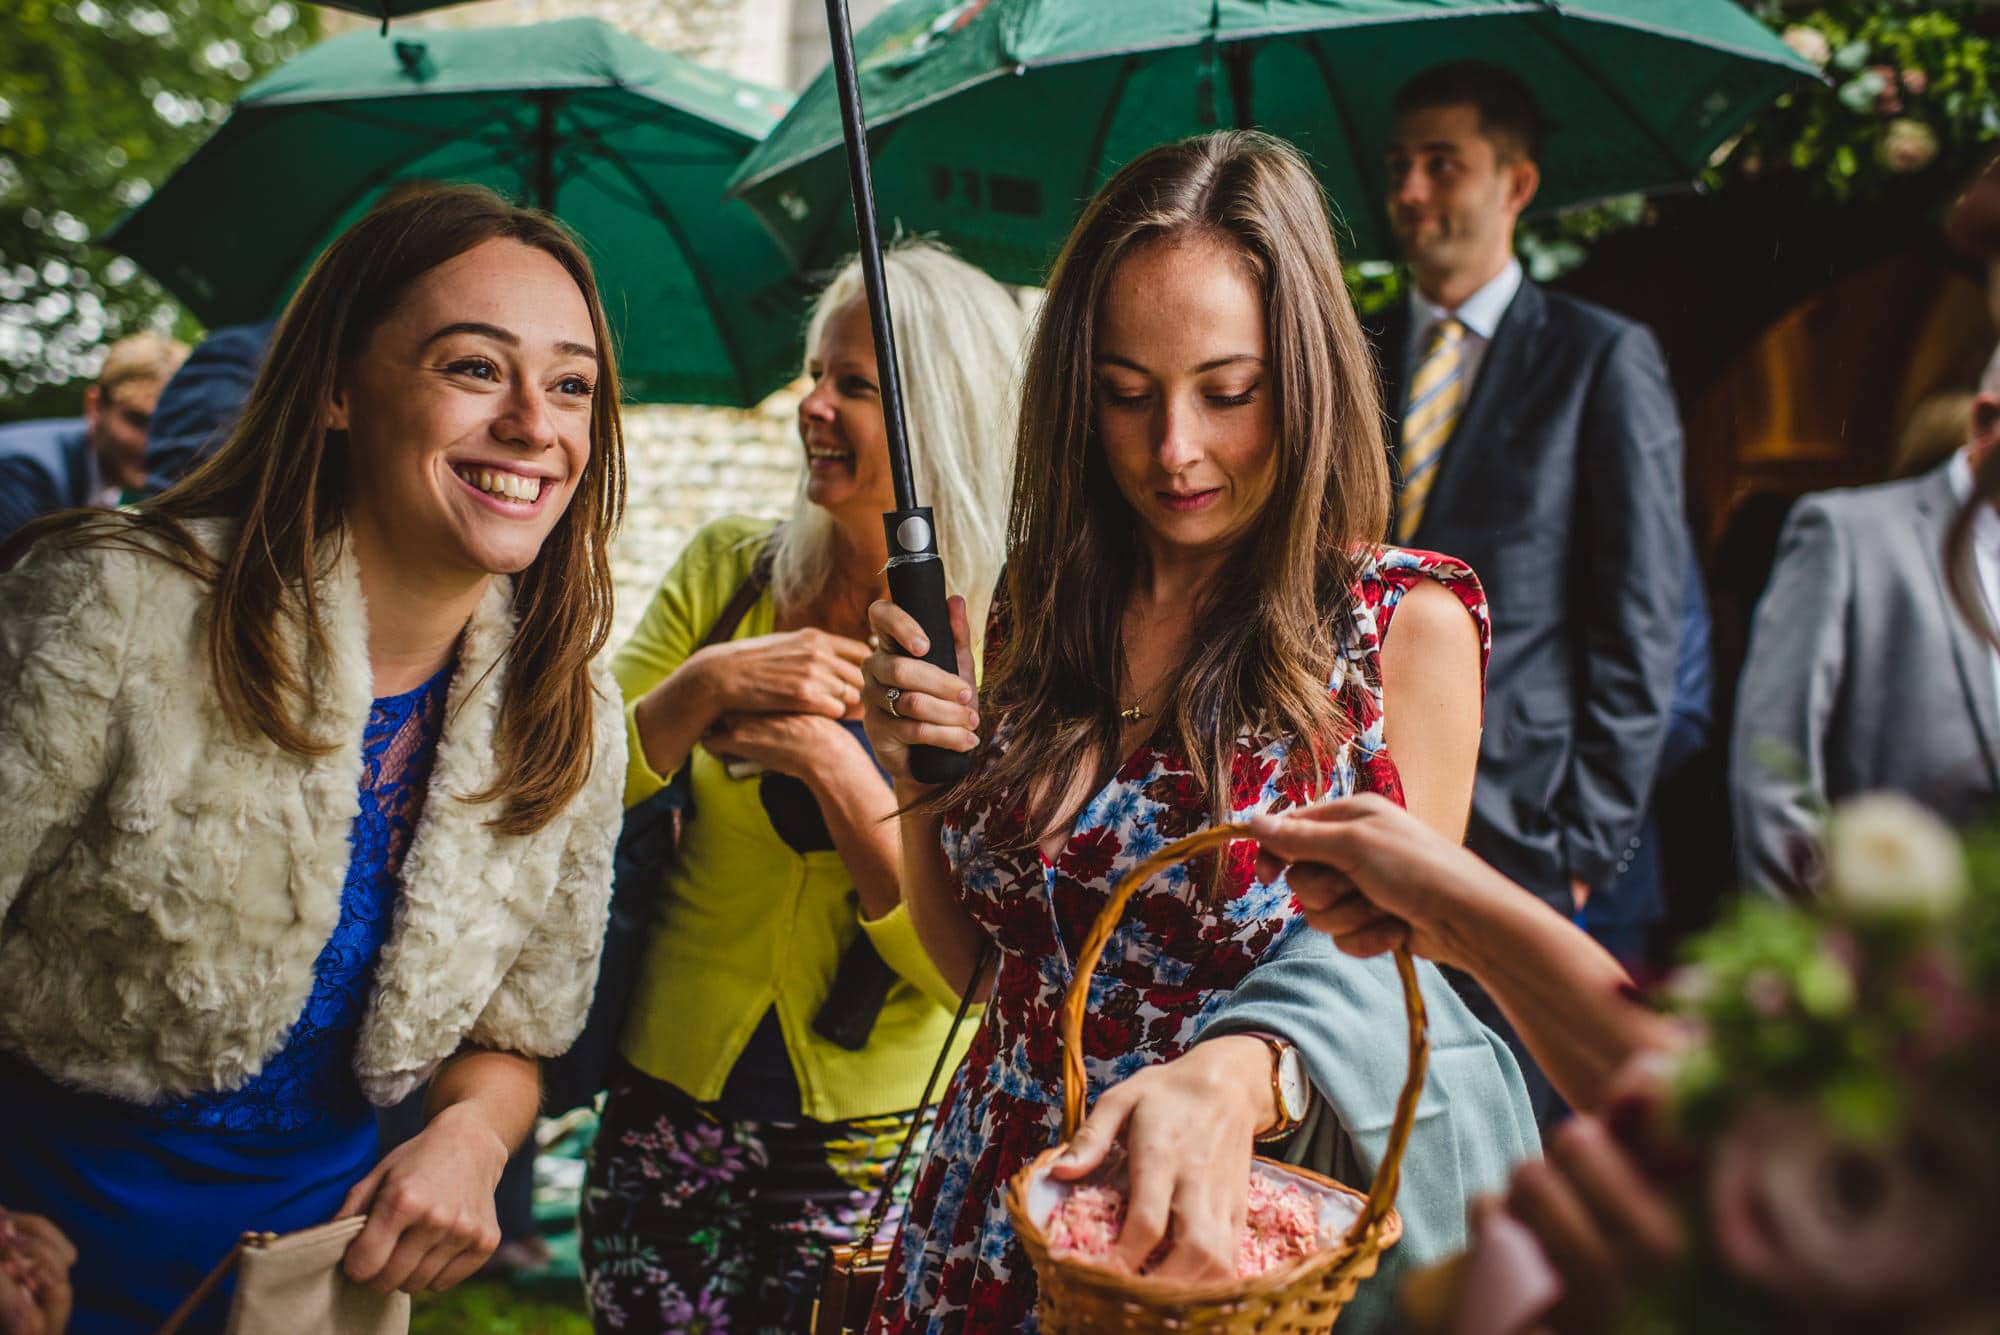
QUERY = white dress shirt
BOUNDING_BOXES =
[1403,257,1524,417]
[1947,448,2000,714]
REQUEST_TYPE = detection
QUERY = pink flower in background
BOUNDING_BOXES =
[1878,119,1940,173]
[1707,1099,1996,1315]
[1900,68,1929,97]
[1744,969,1790,1019]
[1869,65,1904,114]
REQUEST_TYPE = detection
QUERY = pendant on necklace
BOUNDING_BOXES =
[1120,705,1149,723]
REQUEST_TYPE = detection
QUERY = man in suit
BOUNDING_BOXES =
[1377,62,1689,1122]
[0,331,187,542]
[1732,347,2000,898]
[1589,557,1713,968]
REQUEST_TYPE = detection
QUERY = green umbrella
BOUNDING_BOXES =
[729,0,1817,282]
[104,18,811,407]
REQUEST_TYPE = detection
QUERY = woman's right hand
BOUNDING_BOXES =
[862,594,980,789]
[696,628,870,720]
[0,1211,73,1335]
[1248,792,1497,969]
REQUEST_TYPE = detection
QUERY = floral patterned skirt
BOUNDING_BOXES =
[580,1061,924,1334]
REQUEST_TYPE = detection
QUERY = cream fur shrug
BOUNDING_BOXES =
[0,518,624,1107]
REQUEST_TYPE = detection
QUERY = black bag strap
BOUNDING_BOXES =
[703,537,774,650]
[848,944,994,1257]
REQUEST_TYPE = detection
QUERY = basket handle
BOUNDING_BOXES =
[1055,821,1429,1245]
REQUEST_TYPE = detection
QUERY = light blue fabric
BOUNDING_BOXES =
[1199,917,1541,1332]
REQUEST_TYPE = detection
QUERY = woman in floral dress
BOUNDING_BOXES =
[858,131,1516,1331]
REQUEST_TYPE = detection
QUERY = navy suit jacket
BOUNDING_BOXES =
[143,320,274,495]
[0,417,94,543]
[1593,555,1714,930]
[1376,279,1689,907]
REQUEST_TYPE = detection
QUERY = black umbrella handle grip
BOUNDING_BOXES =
[883,507,972,786]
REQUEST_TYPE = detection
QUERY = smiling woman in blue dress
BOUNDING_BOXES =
[0,185,627,1333]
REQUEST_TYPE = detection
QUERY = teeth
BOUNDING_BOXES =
[458,467,540,502]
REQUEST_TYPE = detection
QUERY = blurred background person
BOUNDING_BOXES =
[141,320,274,497]
[0,332,186,541]
[1373,61,1691,1127]
[1732,340,2000,898]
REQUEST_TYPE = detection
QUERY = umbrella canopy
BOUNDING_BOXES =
[307,0,470,23]
[104,18,812,407]
[729,0,1817,283]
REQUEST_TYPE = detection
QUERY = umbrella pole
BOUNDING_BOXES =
[823,0,970,786]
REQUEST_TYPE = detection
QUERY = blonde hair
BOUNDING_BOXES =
[96,331,188,401]
[767,240,1028,630]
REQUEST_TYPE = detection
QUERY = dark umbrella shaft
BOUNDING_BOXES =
[823,0,969,786]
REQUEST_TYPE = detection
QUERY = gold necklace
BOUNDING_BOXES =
[1120,665,1168,723]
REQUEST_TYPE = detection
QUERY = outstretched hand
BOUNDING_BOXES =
[1250,792,1500,969]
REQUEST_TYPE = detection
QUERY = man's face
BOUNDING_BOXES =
[83,376,166,492]
[1386,103,1538,288]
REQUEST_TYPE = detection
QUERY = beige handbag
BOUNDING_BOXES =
[155,1215,409,1335]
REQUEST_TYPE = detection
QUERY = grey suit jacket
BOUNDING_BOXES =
[1377,281,1689,906]
[1731,458,2000,897]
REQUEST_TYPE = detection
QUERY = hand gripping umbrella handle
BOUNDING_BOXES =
[824,0,971,786]
[884,508,970,785]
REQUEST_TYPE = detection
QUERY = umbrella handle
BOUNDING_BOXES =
[825,0,972,787]
[884,508,972,786]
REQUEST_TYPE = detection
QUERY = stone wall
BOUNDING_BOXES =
[612,388,802,643]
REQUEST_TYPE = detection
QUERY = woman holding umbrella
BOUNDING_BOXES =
[860,131,1530,1330]
[580,240,1029,1333]
[0,184,626,1331]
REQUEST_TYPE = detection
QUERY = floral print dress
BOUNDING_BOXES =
[867,548,1489,1335]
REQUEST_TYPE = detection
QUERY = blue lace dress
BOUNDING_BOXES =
[0,661,454,1335]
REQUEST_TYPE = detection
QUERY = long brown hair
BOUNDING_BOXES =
[3,185,626,835]
[947,131,1390,851]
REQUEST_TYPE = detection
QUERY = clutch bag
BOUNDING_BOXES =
[155,1215,410,1335]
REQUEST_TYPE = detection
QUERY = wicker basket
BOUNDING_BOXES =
[1004,822,1430,1332]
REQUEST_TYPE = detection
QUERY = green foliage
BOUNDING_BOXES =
[409,1281,590,1335]
[1726,2,1999,200]
[1476,3,2000,285]
[0,0,314,410]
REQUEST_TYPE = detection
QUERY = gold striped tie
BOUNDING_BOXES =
[1395,317,1469,544]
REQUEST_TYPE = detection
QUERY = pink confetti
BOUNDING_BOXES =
[1045,1173,1323,1278]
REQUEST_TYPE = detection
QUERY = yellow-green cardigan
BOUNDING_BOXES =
[612,516,973,1122]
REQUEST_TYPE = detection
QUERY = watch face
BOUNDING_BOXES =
[1277,1045,1309,1121]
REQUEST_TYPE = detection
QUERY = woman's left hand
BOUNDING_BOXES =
[706,711,857,783]
[1049,1036,1274,1281]
[338,1104,508,1294]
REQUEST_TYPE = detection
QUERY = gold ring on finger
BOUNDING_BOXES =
[883,686,903,719]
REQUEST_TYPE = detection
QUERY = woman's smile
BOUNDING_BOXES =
[449,460,557,512]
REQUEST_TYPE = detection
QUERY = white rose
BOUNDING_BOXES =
[1822,793,1967,920]
[1782,25,1832,68]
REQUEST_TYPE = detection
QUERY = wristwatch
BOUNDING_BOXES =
[1246,1031,1310,1143]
